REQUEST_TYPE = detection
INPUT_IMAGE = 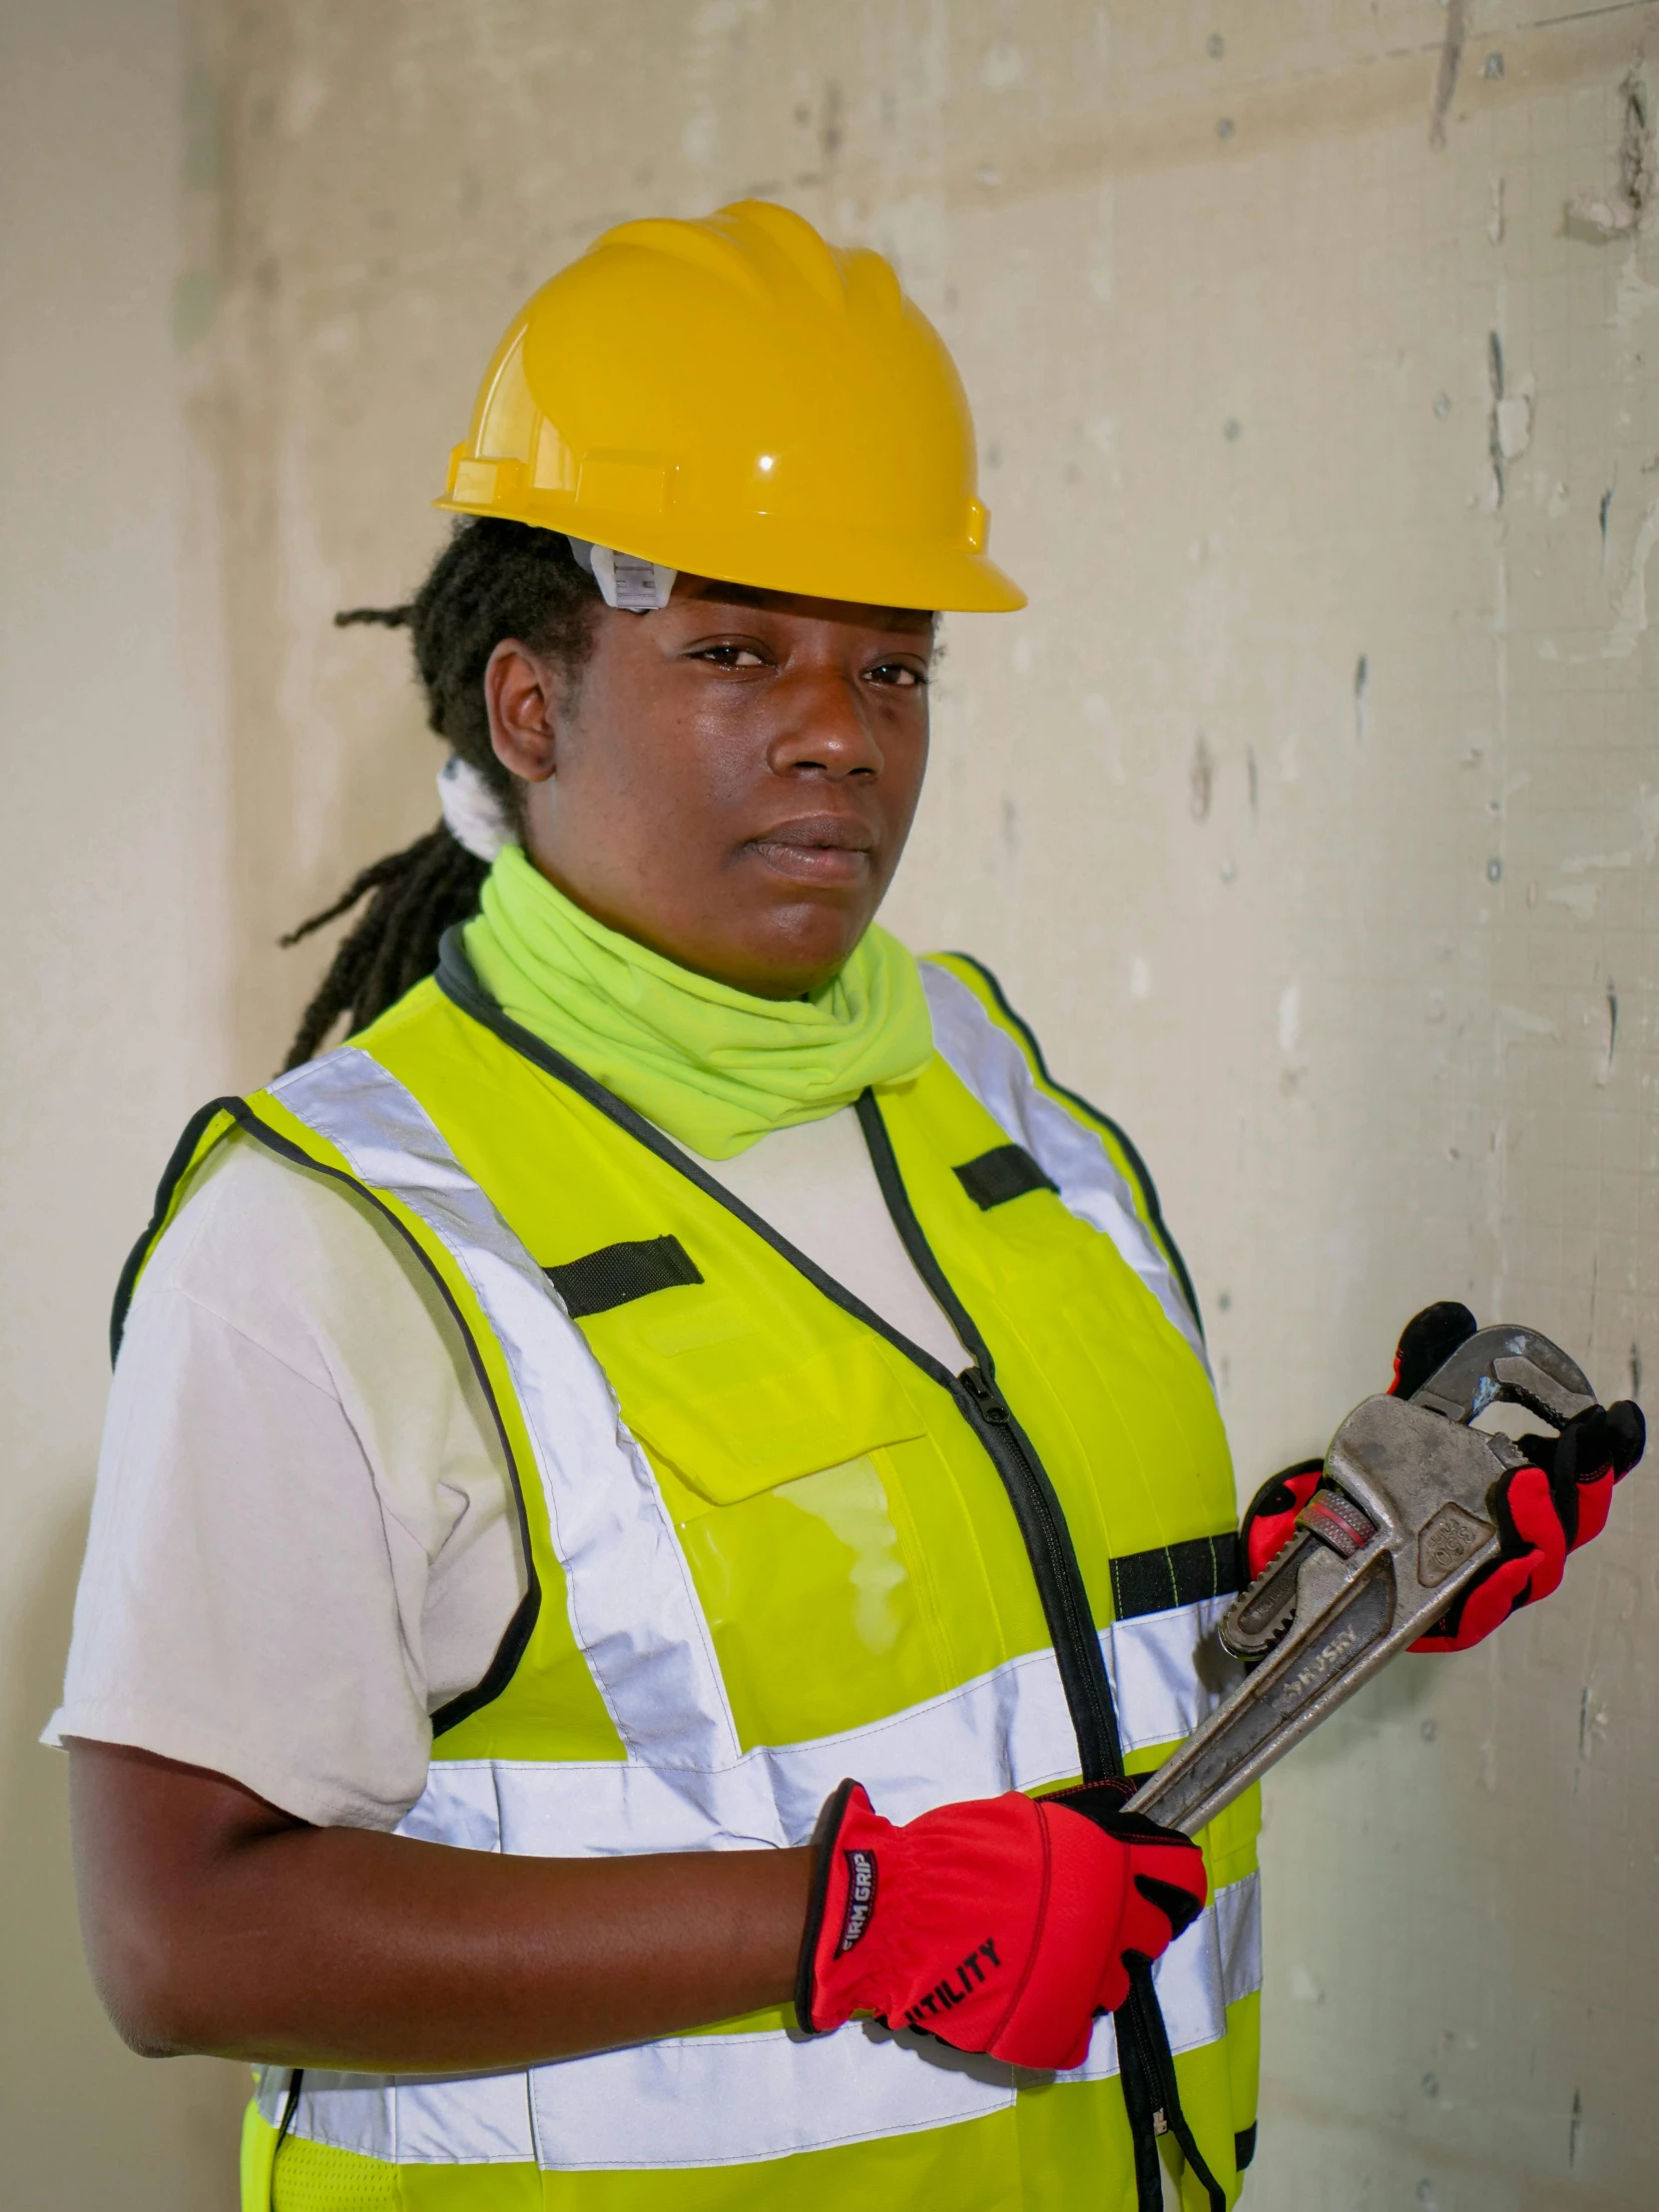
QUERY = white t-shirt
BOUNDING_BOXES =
[47,1107,968,1830]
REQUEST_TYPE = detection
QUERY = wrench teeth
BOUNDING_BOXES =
[1221,1537,1310,1659]
[1221,1588,1297,1661]
[1247,1593,1297,1650]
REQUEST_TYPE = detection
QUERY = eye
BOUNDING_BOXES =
[864,660,927,689]
[691,643,768,670]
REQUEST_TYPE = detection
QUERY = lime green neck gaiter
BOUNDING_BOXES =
[463,845,934,1159]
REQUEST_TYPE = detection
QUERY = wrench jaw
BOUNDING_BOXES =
[1218,1326,1585,1669]
[1132,1325,1589,1839]
[1409,1325,1594,1429]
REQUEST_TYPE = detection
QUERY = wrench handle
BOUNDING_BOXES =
[1130,1531,1499,1836]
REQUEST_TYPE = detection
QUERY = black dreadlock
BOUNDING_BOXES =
[281,518,602,1068]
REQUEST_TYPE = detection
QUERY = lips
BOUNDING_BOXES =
[746,813,877,886]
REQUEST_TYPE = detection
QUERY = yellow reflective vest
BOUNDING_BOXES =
[118,946,1261,2211]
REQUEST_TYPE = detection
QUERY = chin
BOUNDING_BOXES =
[768,917,869,975]
[729,929,864,999]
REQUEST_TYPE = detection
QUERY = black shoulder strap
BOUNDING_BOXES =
[110,1098,244,1364]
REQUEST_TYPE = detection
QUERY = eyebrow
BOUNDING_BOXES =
[682,582,934,631]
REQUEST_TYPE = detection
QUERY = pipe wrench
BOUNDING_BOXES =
[1132,1326,1601,1837]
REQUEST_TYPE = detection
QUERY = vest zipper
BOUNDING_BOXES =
[849,1085,1121,1790]
[438,937,1126,1788]
[951,1364,1123,1784]
[852,1091,1228,2212]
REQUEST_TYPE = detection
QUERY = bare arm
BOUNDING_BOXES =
[69,1740,813,2071]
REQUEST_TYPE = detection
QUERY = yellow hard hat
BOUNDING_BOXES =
[437,200,1024,613]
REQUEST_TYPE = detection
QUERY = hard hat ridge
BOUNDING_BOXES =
[708,199,855,306]
[595,202,902,328]
[437,201,1025,614]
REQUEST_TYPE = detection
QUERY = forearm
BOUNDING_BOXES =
[155,1827,809,2071]
[70,1743,812,2072]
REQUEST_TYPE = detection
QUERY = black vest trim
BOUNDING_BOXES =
[111,1097,243,1364]
[120,1090,544,1739]
[952,1142,1058,1211]
[546,1234,704,1319]
[934,953,1205,1339]
[1110,1532,1242,1622]
[1235,2123,1258,2171]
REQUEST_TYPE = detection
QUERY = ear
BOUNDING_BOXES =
[486,640,560,785]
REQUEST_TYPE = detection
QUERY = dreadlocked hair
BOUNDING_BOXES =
[281,518,602,1069]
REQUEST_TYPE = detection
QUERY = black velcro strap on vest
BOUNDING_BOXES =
[1110,1532,1242,1621]
[1235,2123,1258,2172]
[952,1143,1058,1211]
[545,1234,703,1320]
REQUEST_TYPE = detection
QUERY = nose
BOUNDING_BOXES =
[763,662,885,782]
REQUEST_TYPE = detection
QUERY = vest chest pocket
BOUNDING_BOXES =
[606,1329,958,1749]
[622,1336,926,1508]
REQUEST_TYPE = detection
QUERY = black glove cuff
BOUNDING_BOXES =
[1045,1778,1191,1850]
[1603,1399,1645,1477]
[1394,1301,1478,1400]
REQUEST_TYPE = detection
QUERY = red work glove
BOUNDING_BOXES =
[1241,1303,1485,1580]
[1241,1302,1645,1654]
[796,1778,1208,2071]
[1411,1397,1644,1650]
[1382,1300,1645,1648]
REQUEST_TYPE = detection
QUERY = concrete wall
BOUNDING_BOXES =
[8,1,1658,2204]
[0,0,248,2199]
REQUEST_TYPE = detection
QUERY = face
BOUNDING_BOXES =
[484,579,933,999]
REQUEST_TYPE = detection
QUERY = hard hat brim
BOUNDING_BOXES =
[433,494,1028,615]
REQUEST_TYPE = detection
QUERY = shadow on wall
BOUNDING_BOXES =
[0,1488,246,2212]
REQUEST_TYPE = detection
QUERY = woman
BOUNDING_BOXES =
[54,200,1271,2212]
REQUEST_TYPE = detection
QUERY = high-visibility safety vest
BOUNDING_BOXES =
[118,946,1261,2212]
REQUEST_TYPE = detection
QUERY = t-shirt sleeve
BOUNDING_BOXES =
[45,1141,523,1831]
[49,1283,440,1827]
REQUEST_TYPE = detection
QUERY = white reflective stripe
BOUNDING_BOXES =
[271,1049,742,1773]
[257,1874,1261,2171]
[394,1598,1233,1860]
[262,1046,1248,2174]
[272,1050,1221,1792]
[532,2027,1009,2171]
[255,2063,535,2165]
[919,963,1210,1380]
[1108,1595,1236,1759]
[1215,1862,1264,2022]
